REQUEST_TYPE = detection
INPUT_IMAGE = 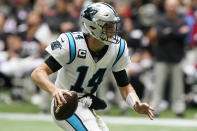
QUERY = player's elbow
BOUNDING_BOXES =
[31,63,53,82]
[31,67,41,82]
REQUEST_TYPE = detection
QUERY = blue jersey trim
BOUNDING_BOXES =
[112,39,125,67]
[66,114,87,131]
[65,32,76,64]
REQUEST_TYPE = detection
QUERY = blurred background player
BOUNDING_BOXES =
[149,0,189,117]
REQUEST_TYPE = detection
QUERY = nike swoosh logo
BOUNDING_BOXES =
[61,38,64,43]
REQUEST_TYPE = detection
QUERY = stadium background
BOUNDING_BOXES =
[0,0,197,130]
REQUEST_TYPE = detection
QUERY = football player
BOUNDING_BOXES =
[31,2,154,131]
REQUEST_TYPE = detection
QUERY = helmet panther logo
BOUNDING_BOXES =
[83,7,98,21]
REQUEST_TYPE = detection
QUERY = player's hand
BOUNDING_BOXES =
[134,101,155,120]
[179,25,189,34]
[52,88,72,108]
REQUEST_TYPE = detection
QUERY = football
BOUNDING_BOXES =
[54,91,78,120]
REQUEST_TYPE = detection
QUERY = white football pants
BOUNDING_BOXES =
[51,99,109,131]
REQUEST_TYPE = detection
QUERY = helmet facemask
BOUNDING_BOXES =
[99,21,120,45]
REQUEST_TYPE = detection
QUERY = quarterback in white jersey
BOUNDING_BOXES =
[31,2,154,131]
[45,32,129,96]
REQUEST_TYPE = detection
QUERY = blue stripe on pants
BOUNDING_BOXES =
[66,114,87,131]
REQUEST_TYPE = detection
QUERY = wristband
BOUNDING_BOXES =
[126,92,140,110]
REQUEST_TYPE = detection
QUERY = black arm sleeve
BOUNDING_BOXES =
[112,69,129,87]
[45,56,62,72]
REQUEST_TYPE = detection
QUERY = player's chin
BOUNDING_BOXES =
[107,34,114,39]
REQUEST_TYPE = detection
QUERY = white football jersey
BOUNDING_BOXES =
[46,32,131,96]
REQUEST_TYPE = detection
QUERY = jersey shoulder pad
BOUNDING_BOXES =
[112,38,127,66]
[63,32,77,64]
[71,32,85,40]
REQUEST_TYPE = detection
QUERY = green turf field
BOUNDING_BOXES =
[0,118,197,131]
[0,101,197,119]
[0,100,197,131]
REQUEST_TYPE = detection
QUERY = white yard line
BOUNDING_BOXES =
[102,116,197,127]
[0,113,197,127]
[0,113,52,121]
